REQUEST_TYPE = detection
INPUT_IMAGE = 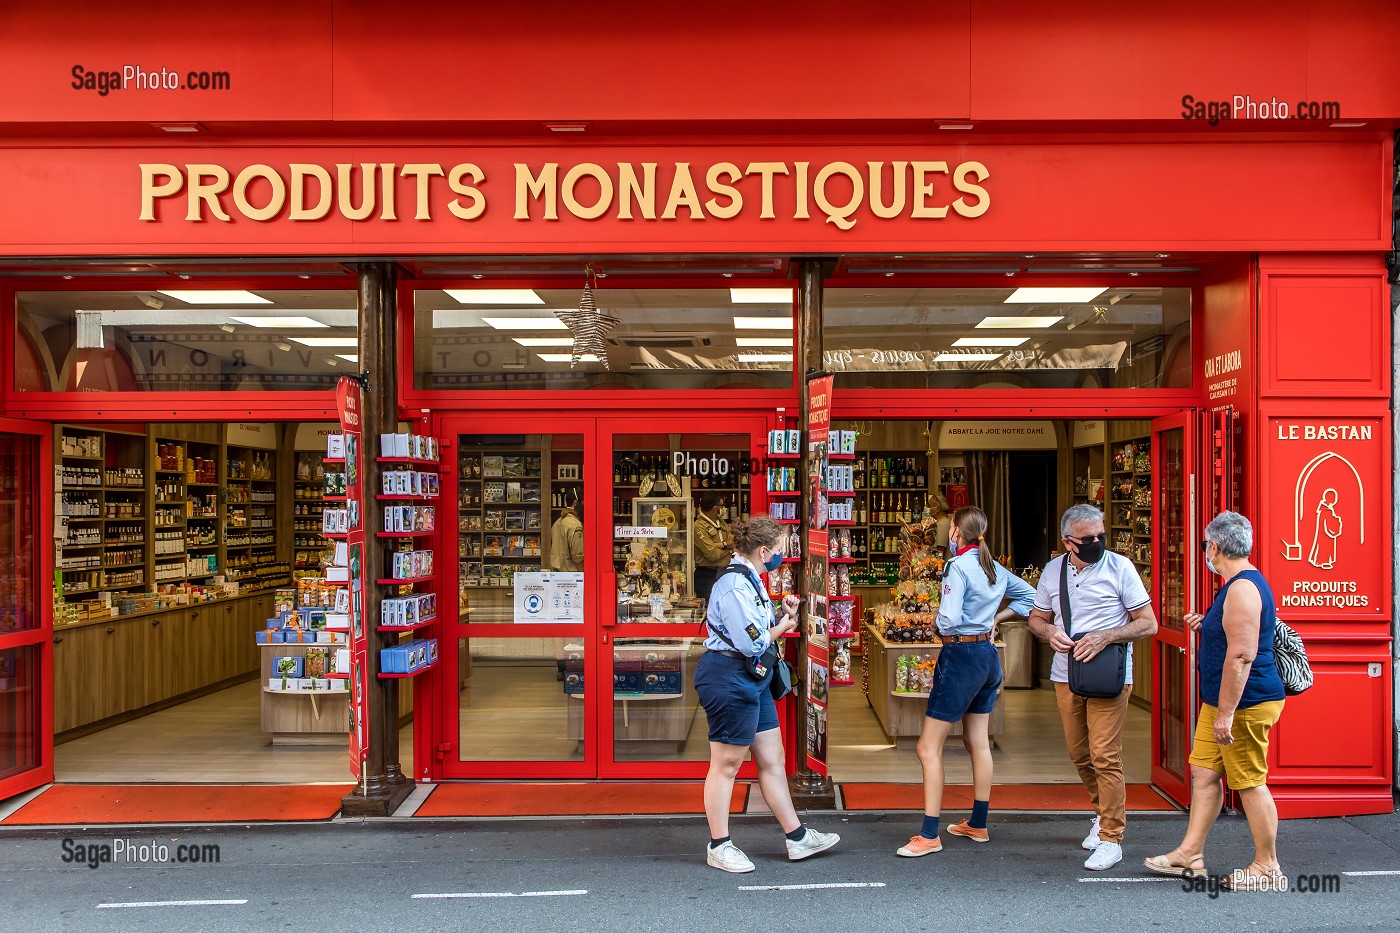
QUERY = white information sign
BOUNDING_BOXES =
[614,525,668,539]
[514,572,586,623]
[513,573,551,623]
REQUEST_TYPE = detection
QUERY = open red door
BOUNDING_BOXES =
[0,419,52,802]
[1149,411,1200,805]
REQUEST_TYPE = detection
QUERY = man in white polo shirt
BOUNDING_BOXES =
[1028,504,1157,872]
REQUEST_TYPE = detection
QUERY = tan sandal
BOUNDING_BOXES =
[1223,865,1288,892]
[1143,853,1208,878]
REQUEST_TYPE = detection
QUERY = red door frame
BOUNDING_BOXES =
[0,417,53,801]
[1149,410,1201,804]
[595,412,773,780]
[428,410,778,781]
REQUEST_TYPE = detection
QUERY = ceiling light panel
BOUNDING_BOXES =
[975,316,1063,329]
[952,336,1028,347]
[511,337,576,347]
[288,337,360,347]
[481,316,567,330]
[735,337,795,347]
[1004,287,1107,304]
[444,288,544,305]
[733,316,794,330]
[158,289,271,304]
[729,288,795,304]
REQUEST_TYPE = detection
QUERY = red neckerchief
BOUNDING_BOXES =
[955,543,979,557]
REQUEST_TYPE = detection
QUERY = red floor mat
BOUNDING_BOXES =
[415,782,749,817]
[840,782,1179,811]
[2,783,353,825]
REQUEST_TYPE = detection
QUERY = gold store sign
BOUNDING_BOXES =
[139,159,989,228]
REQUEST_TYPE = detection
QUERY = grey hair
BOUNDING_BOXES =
[1205,511,1253,559]
[1060,504,1104,537]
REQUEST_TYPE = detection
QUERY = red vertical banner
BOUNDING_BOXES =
[804,375,834,774]
[336,376,369,781]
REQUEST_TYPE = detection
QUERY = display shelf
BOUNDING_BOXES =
[767,489,800,497]
[376,575,433,586]
[376,531,435,538]
[378,494,440,501]
[829,557,856,564]
[379,658,438,678]
[829,594,858,601]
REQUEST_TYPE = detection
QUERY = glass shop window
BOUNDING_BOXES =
[413,285,794,391]
[15,288,358,392]
[823,286,1193,391]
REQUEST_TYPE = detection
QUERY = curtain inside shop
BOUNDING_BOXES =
[965,452,1012,562]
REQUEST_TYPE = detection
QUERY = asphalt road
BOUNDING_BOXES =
[3,810,1400,932]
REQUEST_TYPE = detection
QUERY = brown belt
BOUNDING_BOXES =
[941,632,993,644]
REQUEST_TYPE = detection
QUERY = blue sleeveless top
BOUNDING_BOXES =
[1198,569,1286,708]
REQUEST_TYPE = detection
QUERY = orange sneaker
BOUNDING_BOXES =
[946,819,990,843]
[896,835,943,857]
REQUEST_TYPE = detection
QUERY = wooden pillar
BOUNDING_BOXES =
[341,262,412,817]
[791,259,836,805]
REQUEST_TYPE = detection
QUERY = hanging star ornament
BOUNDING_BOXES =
[555,269,620,369]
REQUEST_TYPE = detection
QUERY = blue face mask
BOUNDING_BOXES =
[762,548,784,573]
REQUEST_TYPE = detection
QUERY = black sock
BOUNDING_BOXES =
[709,836,731,848]
[785,825,807,841]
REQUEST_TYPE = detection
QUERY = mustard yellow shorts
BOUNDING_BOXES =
[1189,700,1284,790]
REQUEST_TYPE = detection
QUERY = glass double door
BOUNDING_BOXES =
[0,420,51,801]
[437,413,768,779]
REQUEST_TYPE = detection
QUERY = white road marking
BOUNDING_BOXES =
[1077,877,1176,883]
[1344,870,1400,877]
[412,890,588,899]
[739,882,886,891]
[97,899,247,909]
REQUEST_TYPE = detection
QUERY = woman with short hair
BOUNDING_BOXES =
[1145,511,1287,890]
[695,516,840,873]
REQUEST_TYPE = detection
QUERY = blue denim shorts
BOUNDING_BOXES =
[926,640,1002,722]
[695,651,779,746]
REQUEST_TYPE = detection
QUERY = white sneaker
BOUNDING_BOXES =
[707,841,755,873]
[1084,841,1123,871]
[1081,816,1102,850]
[786,828,840,861]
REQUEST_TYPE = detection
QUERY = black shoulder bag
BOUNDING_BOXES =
[1061,556,1129,699]
[706,565,798,701]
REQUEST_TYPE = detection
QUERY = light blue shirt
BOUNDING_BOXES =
[937,548,1036,636]
[703,556,776,656]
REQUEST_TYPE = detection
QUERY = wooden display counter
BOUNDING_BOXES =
[567,639,703,751]
[54,592,274,736]
[863,624,1005,746]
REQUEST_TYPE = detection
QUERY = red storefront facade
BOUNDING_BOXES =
[0,1,1396,817]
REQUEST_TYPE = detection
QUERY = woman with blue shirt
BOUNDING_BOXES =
[898,507,1036,857]
[695,516,840,873]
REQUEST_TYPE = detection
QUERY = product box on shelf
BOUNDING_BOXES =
[380,638,439,674]
[334,646,350,674]
[564,671,584,694]
[613,671,644,693]
[642,651,681,672]
[326,434,346,459]
[644,672,681,694]
[273,656,303,677]
[303,647,328,678]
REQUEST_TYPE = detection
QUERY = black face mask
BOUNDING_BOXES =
[1071,533,1106,564]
